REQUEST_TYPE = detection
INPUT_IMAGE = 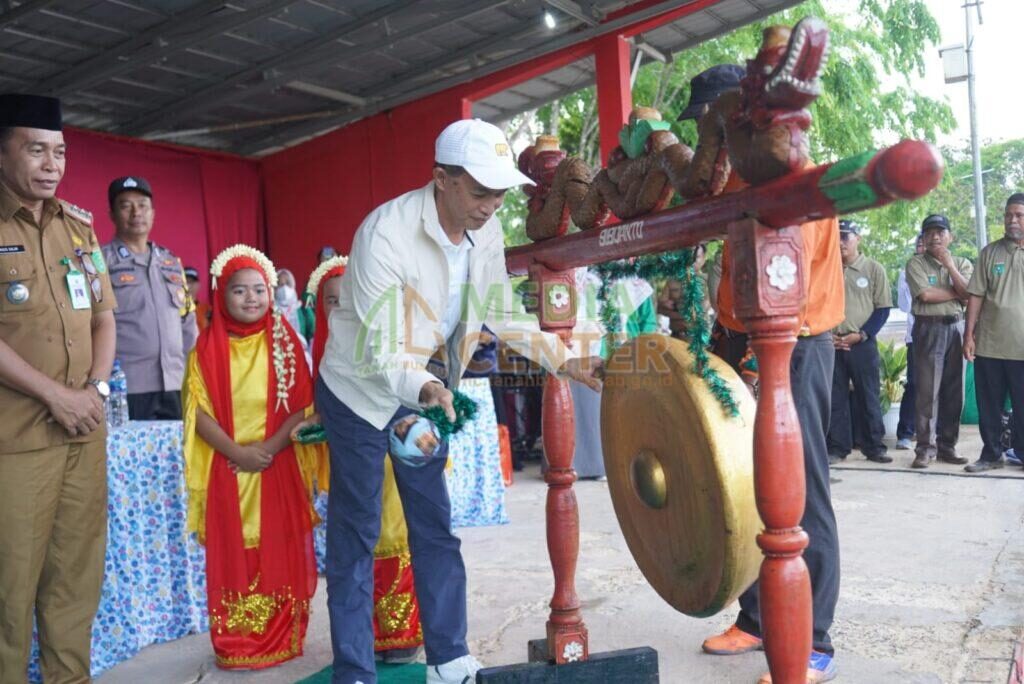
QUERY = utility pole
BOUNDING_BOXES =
[965,0,986,250]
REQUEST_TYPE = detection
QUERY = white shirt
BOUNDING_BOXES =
[897,268,914,343]
[432,221,473,341]
[320,182,577,429]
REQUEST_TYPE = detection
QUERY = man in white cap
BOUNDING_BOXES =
[312,119,602,684]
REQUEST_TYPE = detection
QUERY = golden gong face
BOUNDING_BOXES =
[601,335,761,617]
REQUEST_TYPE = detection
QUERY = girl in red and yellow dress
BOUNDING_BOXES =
[305,255,424,662]
[182,245,323,670]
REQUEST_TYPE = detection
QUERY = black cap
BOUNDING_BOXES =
[677,65,745,121]
[108,176,153,208]
[839,219,861,235]
[0,93,62,131]
[921,214,951,232]
[183,267,199,281]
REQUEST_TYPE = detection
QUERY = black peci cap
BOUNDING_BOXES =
[0,93,62,131]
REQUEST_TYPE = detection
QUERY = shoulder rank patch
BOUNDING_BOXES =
[117,245,131,259]
[59,200,93,226]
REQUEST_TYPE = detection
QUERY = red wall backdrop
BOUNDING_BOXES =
[59,128,264,302]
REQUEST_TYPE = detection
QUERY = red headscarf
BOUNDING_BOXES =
[310,263,347,379]
[195,252,317,666]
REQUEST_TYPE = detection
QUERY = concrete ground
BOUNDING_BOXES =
[99,425,1024,684]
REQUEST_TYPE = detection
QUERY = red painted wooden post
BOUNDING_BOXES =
[526,263,589,664]
[728,218,812,683]
[594,33,632,166]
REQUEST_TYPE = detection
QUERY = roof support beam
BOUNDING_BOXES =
[236,0,801,155]
[30,0,297,95]
[0,0,56,30]
[120,0,504,137]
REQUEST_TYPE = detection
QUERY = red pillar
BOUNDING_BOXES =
[594,33,632,165]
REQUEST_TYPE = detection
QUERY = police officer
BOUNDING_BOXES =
[827,220,893,464]
[963,193,1024,472]
[102,176,197,420]
[905,214,973,469]
[0,93,116,682]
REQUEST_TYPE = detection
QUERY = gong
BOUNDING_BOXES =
[601,334,761,617]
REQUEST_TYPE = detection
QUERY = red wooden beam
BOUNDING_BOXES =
[594,34,632,165]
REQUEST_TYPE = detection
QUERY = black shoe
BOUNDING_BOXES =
[865,453,893,464]
[828,453,846,466]
[937,452,968,465]
[964,459,1004,473]
[911,454,930,469]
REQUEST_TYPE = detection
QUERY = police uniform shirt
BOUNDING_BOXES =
[966,237,1024,360]
[0,181,116,453]
[905,253,974,318]
[101,237,197,394]
[835,254,891,335]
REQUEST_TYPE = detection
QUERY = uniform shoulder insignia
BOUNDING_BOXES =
[59,200,94,226]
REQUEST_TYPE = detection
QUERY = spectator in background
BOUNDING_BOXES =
[275,268,305,343]
[184,266,210,331]
[895,234,925,450]
[962,193,1024,472]
[658,243,711,342]
[827,220,892,465]
[102,176,197,420]
[904,214,973,469]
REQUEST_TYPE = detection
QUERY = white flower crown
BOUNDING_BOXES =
[305,254,349,296]
[209,244,278,290]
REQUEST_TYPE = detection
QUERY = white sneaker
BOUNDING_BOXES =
[426,654,482,684]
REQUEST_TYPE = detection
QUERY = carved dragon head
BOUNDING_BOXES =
[744,17,829,114]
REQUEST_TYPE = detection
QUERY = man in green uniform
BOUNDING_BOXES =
[827,220,893,464]
[963,193,1024,472]
[904,214,973,469]
[0,93,116,682]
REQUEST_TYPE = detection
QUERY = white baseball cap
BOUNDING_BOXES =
[435,118,535,190]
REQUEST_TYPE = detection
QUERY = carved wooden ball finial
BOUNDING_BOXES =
[535,135,562,152]
[630,106,663,123]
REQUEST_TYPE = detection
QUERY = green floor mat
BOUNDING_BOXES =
[297,662,426,683]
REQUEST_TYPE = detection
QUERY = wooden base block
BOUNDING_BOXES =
[477,645,658,683]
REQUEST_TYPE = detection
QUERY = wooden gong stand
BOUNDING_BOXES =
[502,140,943,682]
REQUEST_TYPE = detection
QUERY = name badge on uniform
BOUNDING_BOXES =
[927,275,937,285]
[994,262,1006,276]
[856,276,869,288]
[0,245,25,255]
[67,270,90,309]
[61,257,91,310]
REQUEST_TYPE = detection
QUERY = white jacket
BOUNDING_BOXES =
[320,182,577,429]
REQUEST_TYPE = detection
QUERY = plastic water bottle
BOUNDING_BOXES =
[107,360,129,429]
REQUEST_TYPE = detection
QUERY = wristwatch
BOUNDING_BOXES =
[87,379,110,400]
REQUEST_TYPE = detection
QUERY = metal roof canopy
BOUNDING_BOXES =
[0,0,804,157]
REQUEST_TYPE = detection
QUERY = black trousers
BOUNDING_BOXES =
[827,339,887,458]
[735,333,840,655]
[973,356,1024,462]
[127,391,182,421]
[896,343,916,440]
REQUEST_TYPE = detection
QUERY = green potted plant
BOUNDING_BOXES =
[878,340,908,435]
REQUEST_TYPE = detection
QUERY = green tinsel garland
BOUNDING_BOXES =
[419,390,479,439]
[592,250,740,418]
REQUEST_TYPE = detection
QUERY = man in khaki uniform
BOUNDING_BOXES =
[905,214,974,469]
[102,176,196,421]
[963,193,1024,472]
[827,220,893,464]
[0,94,116,682]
